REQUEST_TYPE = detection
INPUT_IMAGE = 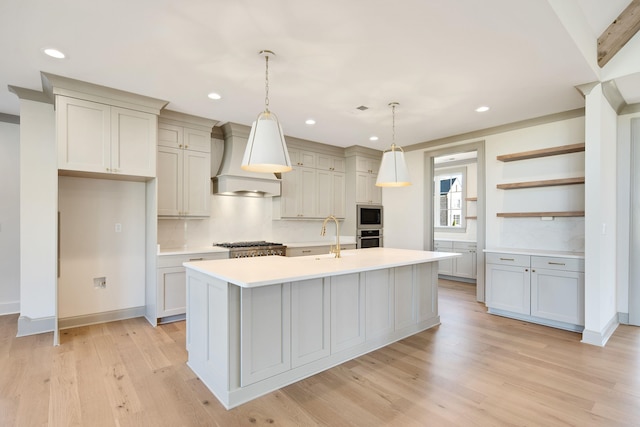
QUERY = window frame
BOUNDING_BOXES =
[433,166,467,232]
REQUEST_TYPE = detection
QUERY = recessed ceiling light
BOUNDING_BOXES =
[369,136,379,141]
[42,48,66,59]
[475,106,490,112]
[305,119,316,125]
[208,92,222,100]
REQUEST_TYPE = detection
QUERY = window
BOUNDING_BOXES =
[434,167,466,230]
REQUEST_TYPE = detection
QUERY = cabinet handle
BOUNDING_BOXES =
[189,257,204,261]
[499,257,515,261]
[548,262,565,266]
[302,250,311,253]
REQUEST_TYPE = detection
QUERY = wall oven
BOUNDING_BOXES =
[357,229,383,248]
[357,204,383,229]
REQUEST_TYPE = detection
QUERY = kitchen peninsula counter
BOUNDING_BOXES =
[184,247,460,409]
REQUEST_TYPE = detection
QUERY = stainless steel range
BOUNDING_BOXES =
[215,241,287,258]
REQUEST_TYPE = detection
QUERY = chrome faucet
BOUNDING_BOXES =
[320,215,341,258]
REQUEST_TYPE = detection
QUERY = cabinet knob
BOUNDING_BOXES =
[525,269,529,272]
[179,144,183,148]
[106,168,111,172]
[185,145,189,149]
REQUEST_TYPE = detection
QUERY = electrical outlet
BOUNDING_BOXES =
[93,276,107,289]
[115,223,122,233]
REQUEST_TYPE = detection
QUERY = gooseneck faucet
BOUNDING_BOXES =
[320,215,341,258]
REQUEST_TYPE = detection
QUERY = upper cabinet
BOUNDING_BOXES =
[156,111,217,217]
[44,72,168,181]
[353,154,381,205]
[57,96,158,178]
[276,142,346,219]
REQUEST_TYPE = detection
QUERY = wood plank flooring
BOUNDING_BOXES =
[1,279,639,426]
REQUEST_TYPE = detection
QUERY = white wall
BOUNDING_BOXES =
[18,99,57,334]
[0,121,20,314]
[58,177,146,318]
[582,84,618,346]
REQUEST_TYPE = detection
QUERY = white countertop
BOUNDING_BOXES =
[158,246,229,256]
[184,247,461,288]
[484,248,585,259]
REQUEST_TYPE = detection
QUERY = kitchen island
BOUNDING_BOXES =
[183,247,460,409]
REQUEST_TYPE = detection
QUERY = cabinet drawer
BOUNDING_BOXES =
[486,253,530,267]
[453,241,476,251]
[434,240,453,251]
[158,252,227,268]
[531,256,584,272]
[287,246,330,257]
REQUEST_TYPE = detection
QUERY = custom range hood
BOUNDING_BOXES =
[212,122,282,196]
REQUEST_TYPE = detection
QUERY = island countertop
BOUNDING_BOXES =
[184,247,461,288]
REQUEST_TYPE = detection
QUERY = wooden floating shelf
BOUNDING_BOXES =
[497,143,585,162]
[497,177,585,190]
[465,197,477,201]
[497,211,585,218]
[465,216,477,219]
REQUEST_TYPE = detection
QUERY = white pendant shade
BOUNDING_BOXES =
[376,144,411,187]
[241,111,292,173]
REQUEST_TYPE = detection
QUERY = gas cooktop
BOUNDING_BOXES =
[214,241,287,258]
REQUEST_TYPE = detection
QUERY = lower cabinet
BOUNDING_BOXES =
[156,252,227,320]
[286,243,356,257]
[237,264,439,388]
[485,252,584,331]
[435,240,477,280]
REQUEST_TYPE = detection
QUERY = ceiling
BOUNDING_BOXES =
[1,0,638,151]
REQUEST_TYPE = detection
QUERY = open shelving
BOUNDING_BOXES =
[496,143,585,218]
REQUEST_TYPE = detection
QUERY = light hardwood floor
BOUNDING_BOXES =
[1,280,638,426]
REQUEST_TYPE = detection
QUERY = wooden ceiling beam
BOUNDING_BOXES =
[597,0,640,67]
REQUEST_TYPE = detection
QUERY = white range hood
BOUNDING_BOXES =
[212,122,282,197]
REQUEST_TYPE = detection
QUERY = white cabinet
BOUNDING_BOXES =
[330,273,365,353]
[156,251,227,320]
[241,283,291,386]
[485,253,531,315]
[486,251,585,330]
[355,156,381,205]
[57,96,157,178]
[286,244,356,257]
[434,240,477,280]
[365,269,394,339]
[291,278,330,368]
[279,147,346,219]
[157,122,211,217]
[531,257,585,326]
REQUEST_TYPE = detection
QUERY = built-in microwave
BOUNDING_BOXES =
[356,204,383,229]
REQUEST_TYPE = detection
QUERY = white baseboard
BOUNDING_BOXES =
[58,306,146,330]
[17,315,56,337]
[581,313,619,346]
[618,312,630,325]
[0,300,20,316]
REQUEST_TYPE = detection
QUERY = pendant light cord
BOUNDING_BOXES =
[392,103,396,148]
[264,54,270,113]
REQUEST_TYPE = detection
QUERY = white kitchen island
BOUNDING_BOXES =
[183,247,460,409]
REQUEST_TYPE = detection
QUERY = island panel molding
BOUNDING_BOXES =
[184,248,457,408]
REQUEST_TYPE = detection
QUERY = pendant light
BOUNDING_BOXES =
[376,102,412,187]
[241,50,292,173]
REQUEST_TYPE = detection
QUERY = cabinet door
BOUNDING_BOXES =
[394,266,416,330]
[486,263,531,315]
[182,149,211,217]
[365,269,394,339]
[184,128,211,153]
[434,241,454,276]
[531,268,584,325]
[280,167,300,218]
[157,146,182,216]
[291,278,330,368]
[57,96,110,173]
[416,263,438,323]
[157,266,186,317]
[111,107,157,177]
[453,250,475,279]
[331,273,365,353]
[158,123,183,149]
[368,175,382,204]
[316,169,332,218]
[299,167,317,217]
[355,172,370,203]
[241,284,291,387]
[331,172,346,218]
